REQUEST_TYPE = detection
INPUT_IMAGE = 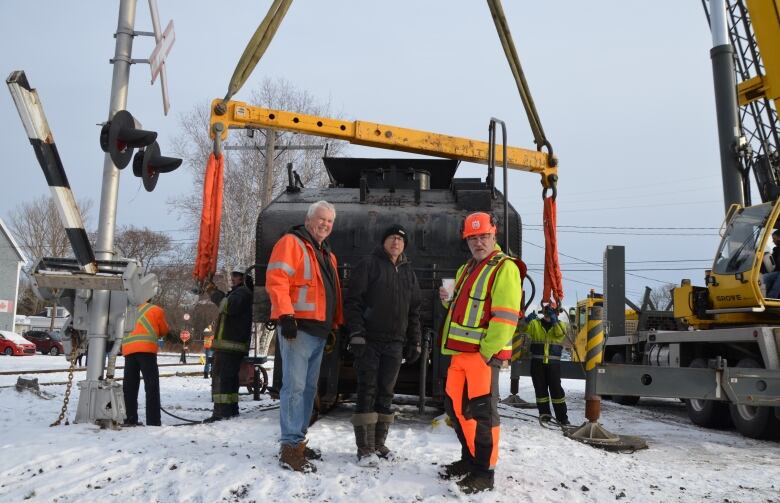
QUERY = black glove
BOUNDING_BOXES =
[348,333,366,358]
[404,343,421,365]
[279,315,297,340]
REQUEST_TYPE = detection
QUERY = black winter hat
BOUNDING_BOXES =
[381,224,409,246]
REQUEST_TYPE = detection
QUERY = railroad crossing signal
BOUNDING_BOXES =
[180,330,191,342]
[100,110,157,169]
[100,109,181,191]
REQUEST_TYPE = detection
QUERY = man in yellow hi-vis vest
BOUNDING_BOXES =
[523,304,569,425]
[437,212,523,494]
[122,300,170,427]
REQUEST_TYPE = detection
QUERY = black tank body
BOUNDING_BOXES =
[254,157,522,403]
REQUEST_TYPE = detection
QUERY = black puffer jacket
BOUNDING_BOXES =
[345,246,421,345]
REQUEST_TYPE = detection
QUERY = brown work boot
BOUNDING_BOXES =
[302,439,322,460]
[279,442,317,473]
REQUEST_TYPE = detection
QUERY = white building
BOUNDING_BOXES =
[0,217,26,332]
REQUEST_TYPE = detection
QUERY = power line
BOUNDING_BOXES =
[560,174,715,198]
[529,267,705,272]
[524,224,719,230]
[525,259,711,265]
[522,199,721,215]
[523,228,715,237]
[522,239,667,284]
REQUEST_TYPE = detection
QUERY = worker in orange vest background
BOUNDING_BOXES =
[203,328,214,379]
[122,299,170,427]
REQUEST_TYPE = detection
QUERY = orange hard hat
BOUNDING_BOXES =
[462,212,497,239]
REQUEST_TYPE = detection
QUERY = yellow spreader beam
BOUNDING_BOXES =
[210,99,557,187]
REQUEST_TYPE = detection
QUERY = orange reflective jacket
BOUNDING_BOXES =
[266,233,344,326]
[203,334,214,349]
[122,303,170,356]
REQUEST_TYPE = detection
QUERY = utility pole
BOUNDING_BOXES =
[263,129,276,208]
[76,0,137,423]
[709,0,745,212]
[223,130,324,209]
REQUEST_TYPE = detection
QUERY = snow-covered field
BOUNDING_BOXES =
[0,354,778,502]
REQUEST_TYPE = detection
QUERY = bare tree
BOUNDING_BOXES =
[7,195,92,316]
[168,77,347,272]
[636,283,676,311]
[115,225,173,273]
[7,195,93,266]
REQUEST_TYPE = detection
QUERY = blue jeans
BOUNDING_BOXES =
[278,328,326,446]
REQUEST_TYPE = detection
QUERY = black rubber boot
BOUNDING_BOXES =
[351,412,379,467]
[375,413,394,459]
[439,459,472,480]
[553,401,569,425]
[457,470,495,494]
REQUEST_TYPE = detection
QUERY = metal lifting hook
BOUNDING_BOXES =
[542,174,558,200]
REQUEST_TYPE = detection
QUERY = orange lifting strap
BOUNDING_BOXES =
[193,153,224,283]
[542,196,564,306]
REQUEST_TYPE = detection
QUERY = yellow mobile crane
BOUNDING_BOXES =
[567,0,780,440]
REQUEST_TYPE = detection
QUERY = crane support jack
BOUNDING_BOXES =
[565,306,648,452]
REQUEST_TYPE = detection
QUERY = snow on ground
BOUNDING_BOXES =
[0,354,778,502]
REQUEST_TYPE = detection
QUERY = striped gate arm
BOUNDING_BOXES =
[6,70,97,274]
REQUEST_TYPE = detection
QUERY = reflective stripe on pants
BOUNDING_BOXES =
[444,352,500,472]
[530,358,568,423]
[211,350,244,418]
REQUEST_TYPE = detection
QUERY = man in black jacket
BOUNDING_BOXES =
[204,265,253,421]
[345,224,422,466]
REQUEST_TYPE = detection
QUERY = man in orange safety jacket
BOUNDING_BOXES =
[122,300,170,427]
[438,212,523,494]
[266,200,344,473]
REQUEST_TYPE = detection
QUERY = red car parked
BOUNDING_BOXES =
[23,330,65,356]
[0,331,36,356]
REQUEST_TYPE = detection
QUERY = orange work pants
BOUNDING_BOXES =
[444,352,501,472]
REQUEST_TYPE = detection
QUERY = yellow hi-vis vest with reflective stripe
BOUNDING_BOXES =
[440,248,521,360]
[524,318,567,364]
[123,303,165,355]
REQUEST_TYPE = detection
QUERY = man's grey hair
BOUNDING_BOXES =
[306,200,336,219]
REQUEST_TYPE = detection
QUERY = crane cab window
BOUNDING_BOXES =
[713,203,774,275]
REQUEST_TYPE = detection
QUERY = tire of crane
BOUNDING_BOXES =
[728,357,779,440]
[685,358,732,429]
[607,352,640,406]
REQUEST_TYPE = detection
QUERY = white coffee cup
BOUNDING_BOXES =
[442,278,455,301]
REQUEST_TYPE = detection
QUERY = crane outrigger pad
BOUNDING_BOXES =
[565,421,648,452]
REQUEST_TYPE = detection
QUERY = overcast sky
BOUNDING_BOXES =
[0,1,734,304]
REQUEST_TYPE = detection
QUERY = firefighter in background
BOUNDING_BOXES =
[437,212,522,494]
[523,304,569,425]
[204,266,253,421]
[121,299,170,427]
[203,327,214,379]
